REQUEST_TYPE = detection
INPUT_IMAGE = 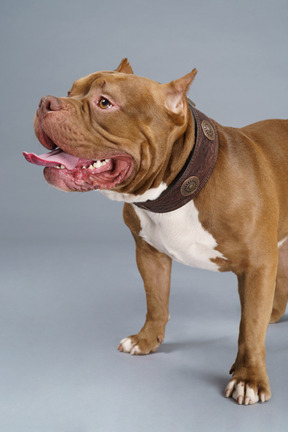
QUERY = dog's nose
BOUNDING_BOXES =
[39,95,62,114]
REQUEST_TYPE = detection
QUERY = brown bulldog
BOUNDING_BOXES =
[24,59,288,405]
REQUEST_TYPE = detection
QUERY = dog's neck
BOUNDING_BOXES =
[101,102,219,209]
[134,103,219,213]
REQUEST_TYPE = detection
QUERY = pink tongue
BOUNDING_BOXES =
[23,149,80,170]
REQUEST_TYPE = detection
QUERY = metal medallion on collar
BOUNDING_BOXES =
[180,176,200,196]
[201,120,215,141]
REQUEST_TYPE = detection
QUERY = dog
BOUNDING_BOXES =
[23,59,288,405]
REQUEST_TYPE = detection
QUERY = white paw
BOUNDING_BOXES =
[118,337,140,355]
[225,379,264,405]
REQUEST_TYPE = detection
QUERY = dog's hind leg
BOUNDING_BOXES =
[270,238,288,323]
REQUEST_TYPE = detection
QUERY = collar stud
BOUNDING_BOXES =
[180,176,200,196]
[201,120,215,141]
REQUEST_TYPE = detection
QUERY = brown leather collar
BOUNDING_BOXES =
[135,102,219,213]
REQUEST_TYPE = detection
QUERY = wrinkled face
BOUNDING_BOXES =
[24,60,196,194]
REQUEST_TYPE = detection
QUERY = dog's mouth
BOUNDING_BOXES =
[23,143,134,192]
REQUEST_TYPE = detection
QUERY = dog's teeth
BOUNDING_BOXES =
[60,165,65,169]
[80,159,110,170]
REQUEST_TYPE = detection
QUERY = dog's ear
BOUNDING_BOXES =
[115,58,134,74]
[163,68,197,114]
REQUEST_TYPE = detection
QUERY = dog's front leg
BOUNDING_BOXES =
[225,256,278,405]
[118,234,172,355]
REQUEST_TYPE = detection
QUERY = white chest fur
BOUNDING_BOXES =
[133,201,225,272]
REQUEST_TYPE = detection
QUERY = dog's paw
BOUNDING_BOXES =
[118,334,162,355]
[225,378,271,405]
[117,337,141,355]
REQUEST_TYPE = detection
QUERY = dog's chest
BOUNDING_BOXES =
[133,201,224,271]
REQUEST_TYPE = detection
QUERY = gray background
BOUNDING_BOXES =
[1,0,288,431]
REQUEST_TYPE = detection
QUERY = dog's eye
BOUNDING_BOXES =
[98,98,112,109]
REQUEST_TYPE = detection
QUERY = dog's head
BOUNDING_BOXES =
[24,59,197,195]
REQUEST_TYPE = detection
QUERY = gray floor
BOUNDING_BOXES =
[1,236,287,432]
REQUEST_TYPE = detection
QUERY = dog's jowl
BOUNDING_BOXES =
[24,59,288,405]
